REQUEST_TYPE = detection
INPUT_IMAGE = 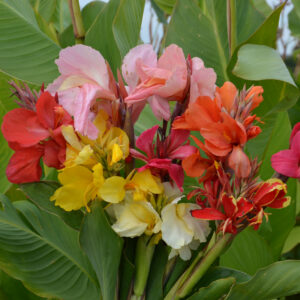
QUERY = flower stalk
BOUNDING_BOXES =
[165,233,233,300]
[68,0,85,43]
[132,235,156,299]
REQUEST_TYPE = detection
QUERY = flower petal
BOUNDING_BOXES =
[98,176,126,203]
[271,149,299,178]
[135,125,159,158]
[148,95,171,121]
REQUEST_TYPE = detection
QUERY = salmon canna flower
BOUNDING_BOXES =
[123,44,187,120]
[1,92,72,183]
[271,122,300,179]
[130,125,196,190]
[47,45,117,139]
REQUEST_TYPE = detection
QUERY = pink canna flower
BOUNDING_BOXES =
[271,122,300,179]
[130,125,197,190]
[47,45,117,139]
[123,44,188,121]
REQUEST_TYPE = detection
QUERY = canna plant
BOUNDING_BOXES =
[0,0,299,300]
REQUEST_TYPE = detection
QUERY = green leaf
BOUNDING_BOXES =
[187,277,235,300]
[150,0,167,24]
[135,104,160,135]
[31,0,56,22]
[85,0,121,73]
[0,270,43,300]
[80,201,124,300]
[19,181,83,231]
[251,0,272,17]
[154,0,176,14]
[282,226,300,254]
[113,0,145,58]
[0,0,60,84]
[82,0,106,31]
[0,195,100,299]
[52,0,71,33]
[226,260,300,300]
[220,227,274,275]
[289,0,300,39]
[146,242,169,300]
[232,44,296,86]
[165,0,229,85]
[0,72,16,193]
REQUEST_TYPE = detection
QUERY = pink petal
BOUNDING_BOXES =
[122,44,157,90]
[55,45,110,90]
[291,131,300,157]
[130,148,148,162]
[158,44,186,72]
[190,57,216,104]
[168,129,190,152]
[169,145,197,160]
[168,163,184,190]
[271,149,299,178]
[290,122,300,145]
[74,84,105,139]
[228,146,251,178]
[135,125,159,158]
[148,95,171,121]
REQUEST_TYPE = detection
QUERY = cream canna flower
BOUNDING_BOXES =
[161,199,211,260]
[110,194,162,237]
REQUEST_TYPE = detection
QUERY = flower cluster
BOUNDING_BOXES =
[1,43,292,259]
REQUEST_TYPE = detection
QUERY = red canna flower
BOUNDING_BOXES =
[271,122,300,180]
[1,92,73,183]
[130,125,196,190]
[191,194,253,234]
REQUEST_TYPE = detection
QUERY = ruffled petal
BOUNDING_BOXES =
[148,95,171,121]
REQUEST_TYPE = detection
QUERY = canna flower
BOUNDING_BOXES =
[51,163,127,211]
[47,45,117,139]
[123,44,187,120]
[161,198,211,260]
[130,125,196,190]
[271,122,300,179]
[108,194,162,237]
[1,92,72,183]
[61,110,129,171]
[248,178,290,229]
[191,194,253,234]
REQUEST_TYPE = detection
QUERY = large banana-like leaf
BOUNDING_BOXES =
[0,195,100,300]
[0,0,60,84]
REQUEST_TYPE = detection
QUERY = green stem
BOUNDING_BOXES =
[227,0,237,57]
[132,236,156,299]
[177,234,233,299]
[68,0,85,43]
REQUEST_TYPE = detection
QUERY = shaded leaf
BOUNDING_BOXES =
[80,201,124,300]
[0,195,99,300]
[282,226,300,254]
[19,181,83,231]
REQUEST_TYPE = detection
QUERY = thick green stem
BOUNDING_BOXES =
[68,0,85,43]
[177,234,232,299]
[132,236,155,299]
[227,0,237,57]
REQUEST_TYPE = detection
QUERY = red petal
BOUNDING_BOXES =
[222,194,237,217]
[36,92,57,129]
[136,125,159,158]
[2,108,49,147]
[182,153,211,177]
[6,147,44,183]
[191,208,226,220]
[43,140,65,169]
[236,197,253,217]
[268,196,290,209]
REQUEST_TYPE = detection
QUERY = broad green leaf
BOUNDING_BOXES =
[282,226,300,253]
[289,0,300,38]
[52,0,71,33]
[0,195,99,300]
[146,242,169,300]
[288,98,300,128]
[232,44,296,86]
[0,0,60,84]
[0,270,42,300]
[154,0,175,14]
[187,277,235,300]
[0,72,16,193]
[165,0,229,85]
[19,181,83,231]
[80,201,124,300]
[251,0,272,16]
[31,0,56,22]
[226,260,300,300]
[220,227,274,275]
[113,0,145,58]
[85,0,121,73]
[135,104,160,135]
[82,0,106,31]
[150,0,168,24]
